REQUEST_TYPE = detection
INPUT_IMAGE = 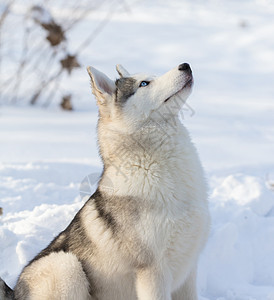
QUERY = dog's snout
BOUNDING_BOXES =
[178,63,191,73]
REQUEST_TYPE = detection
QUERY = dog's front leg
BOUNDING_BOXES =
[135,267,172,300]
[172,268,198,300]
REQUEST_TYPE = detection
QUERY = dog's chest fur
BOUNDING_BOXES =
[84,121,210,286]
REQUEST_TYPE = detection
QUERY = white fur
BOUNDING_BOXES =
[1,64,210,300]
[85,64,210,299]
[20,252,90,300]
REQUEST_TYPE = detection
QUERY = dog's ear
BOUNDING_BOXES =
[87,66,115,105]
[116,64,130,78]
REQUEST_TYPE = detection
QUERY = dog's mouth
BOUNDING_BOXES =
[164,77,193,103]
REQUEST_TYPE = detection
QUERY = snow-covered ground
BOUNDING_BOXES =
[1,0,274,299]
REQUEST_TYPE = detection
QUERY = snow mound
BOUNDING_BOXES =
[199,173,274,300]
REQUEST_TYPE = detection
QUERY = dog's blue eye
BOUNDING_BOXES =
[139,81,149,87]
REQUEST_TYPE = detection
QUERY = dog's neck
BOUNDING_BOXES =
[99,116,183,162]
[97,117,195,198]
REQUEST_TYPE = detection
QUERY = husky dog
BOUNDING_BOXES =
[0,63,210,300]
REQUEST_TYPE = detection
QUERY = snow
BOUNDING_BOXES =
[1,0,274,299]
[200,172,274,299]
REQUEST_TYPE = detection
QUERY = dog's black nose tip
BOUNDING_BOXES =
[178,63,191,71]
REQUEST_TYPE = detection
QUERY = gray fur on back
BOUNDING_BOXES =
[0,277,14,300]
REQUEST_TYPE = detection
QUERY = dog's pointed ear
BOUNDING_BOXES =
[116,64,130,78]
[87,66,115,104]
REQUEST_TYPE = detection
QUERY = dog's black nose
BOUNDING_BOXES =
[178,63,191,72]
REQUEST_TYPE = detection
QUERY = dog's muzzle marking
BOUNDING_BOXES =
[164,63,193,103]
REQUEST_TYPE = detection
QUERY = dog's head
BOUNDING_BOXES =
[87,63,193,133]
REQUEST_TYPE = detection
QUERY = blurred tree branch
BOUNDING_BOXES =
[0,0,128,110]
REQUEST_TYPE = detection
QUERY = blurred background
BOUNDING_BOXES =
[1,0,274,170]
